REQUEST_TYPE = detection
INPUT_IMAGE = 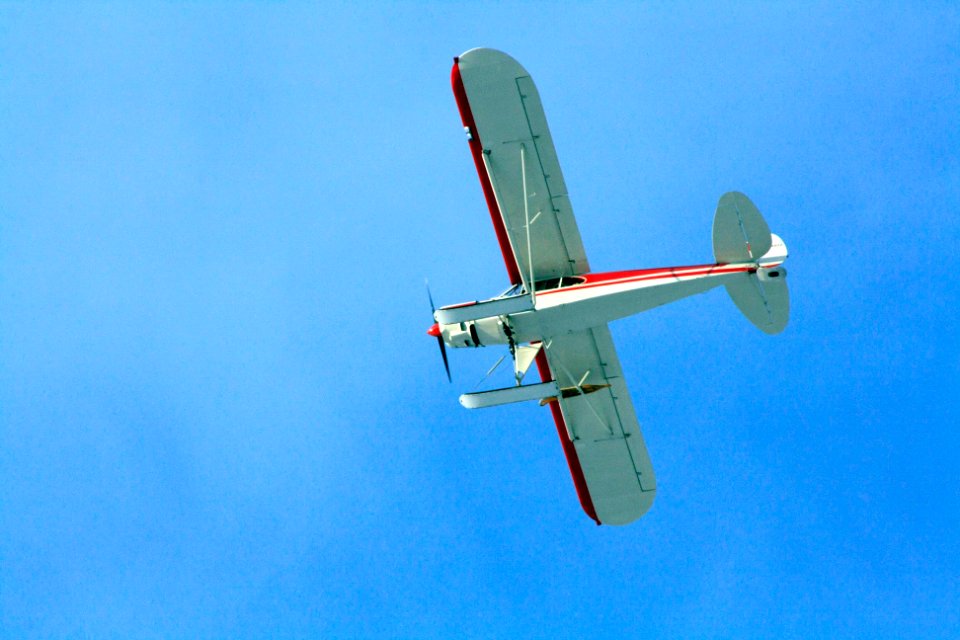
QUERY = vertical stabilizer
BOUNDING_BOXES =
[713,192,790,334]
[713,191,772,263]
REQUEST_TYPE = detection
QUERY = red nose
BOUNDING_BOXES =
[427,323,441,337]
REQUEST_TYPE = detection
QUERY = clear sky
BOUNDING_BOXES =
[2,3,958,638]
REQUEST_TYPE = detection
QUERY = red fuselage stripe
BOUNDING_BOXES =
[534,349,601,525]
[451,60,523,286]
[534,263,756,297]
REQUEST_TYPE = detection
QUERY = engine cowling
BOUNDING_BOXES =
[441,316,510,348]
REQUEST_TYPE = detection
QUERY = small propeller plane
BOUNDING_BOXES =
[428,48,789,526]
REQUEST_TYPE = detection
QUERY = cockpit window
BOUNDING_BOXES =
[534,276,585,291]
[501,283,524,297]
[501,276,585,298]
[533,277,563,290]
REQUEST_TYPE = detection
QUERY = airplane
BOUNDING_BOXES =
[428,48,789,526]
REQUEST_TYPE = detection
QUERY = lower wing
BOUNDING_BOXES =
[536,325,657,525]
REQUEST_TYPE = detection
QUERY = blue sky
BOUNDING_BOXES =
[2,3,958,638]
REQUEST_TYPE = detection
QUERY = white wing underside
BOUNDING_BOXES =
[543,325,657,525]
[458,48,590,282]
[458,48,656,525]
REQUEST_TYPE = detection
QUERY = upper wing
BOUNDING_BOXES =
[536,325,657,525]
[452,48,590,286]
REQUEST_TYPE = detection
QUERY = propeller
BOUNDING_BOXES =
[426,281,451,382]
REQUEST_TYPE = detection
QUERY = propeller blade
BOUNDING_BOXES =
[426,279,450,382]
[436,335,451,382]
[425,279,436,313]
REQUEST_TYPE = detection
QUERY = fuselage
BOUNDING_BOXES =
[432,258,785,349]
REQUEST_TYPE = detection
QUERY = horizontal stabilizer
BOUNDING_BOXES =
[726,267,789,334]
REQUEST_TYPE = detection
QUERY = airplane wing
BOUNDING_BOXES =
[535,325,657,525]
[452,48,590,287]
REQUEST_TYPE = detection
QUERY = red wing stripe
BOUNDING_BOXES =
[451,59,523,286]
[534,349,600,525]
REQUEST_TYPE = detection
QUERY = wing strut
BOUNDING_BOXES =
[521,143,536,306]
[546,344,615,438]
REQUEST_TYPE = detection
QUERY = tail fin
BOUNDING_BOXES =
[713,191,771,263]
[712,192,790,335]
